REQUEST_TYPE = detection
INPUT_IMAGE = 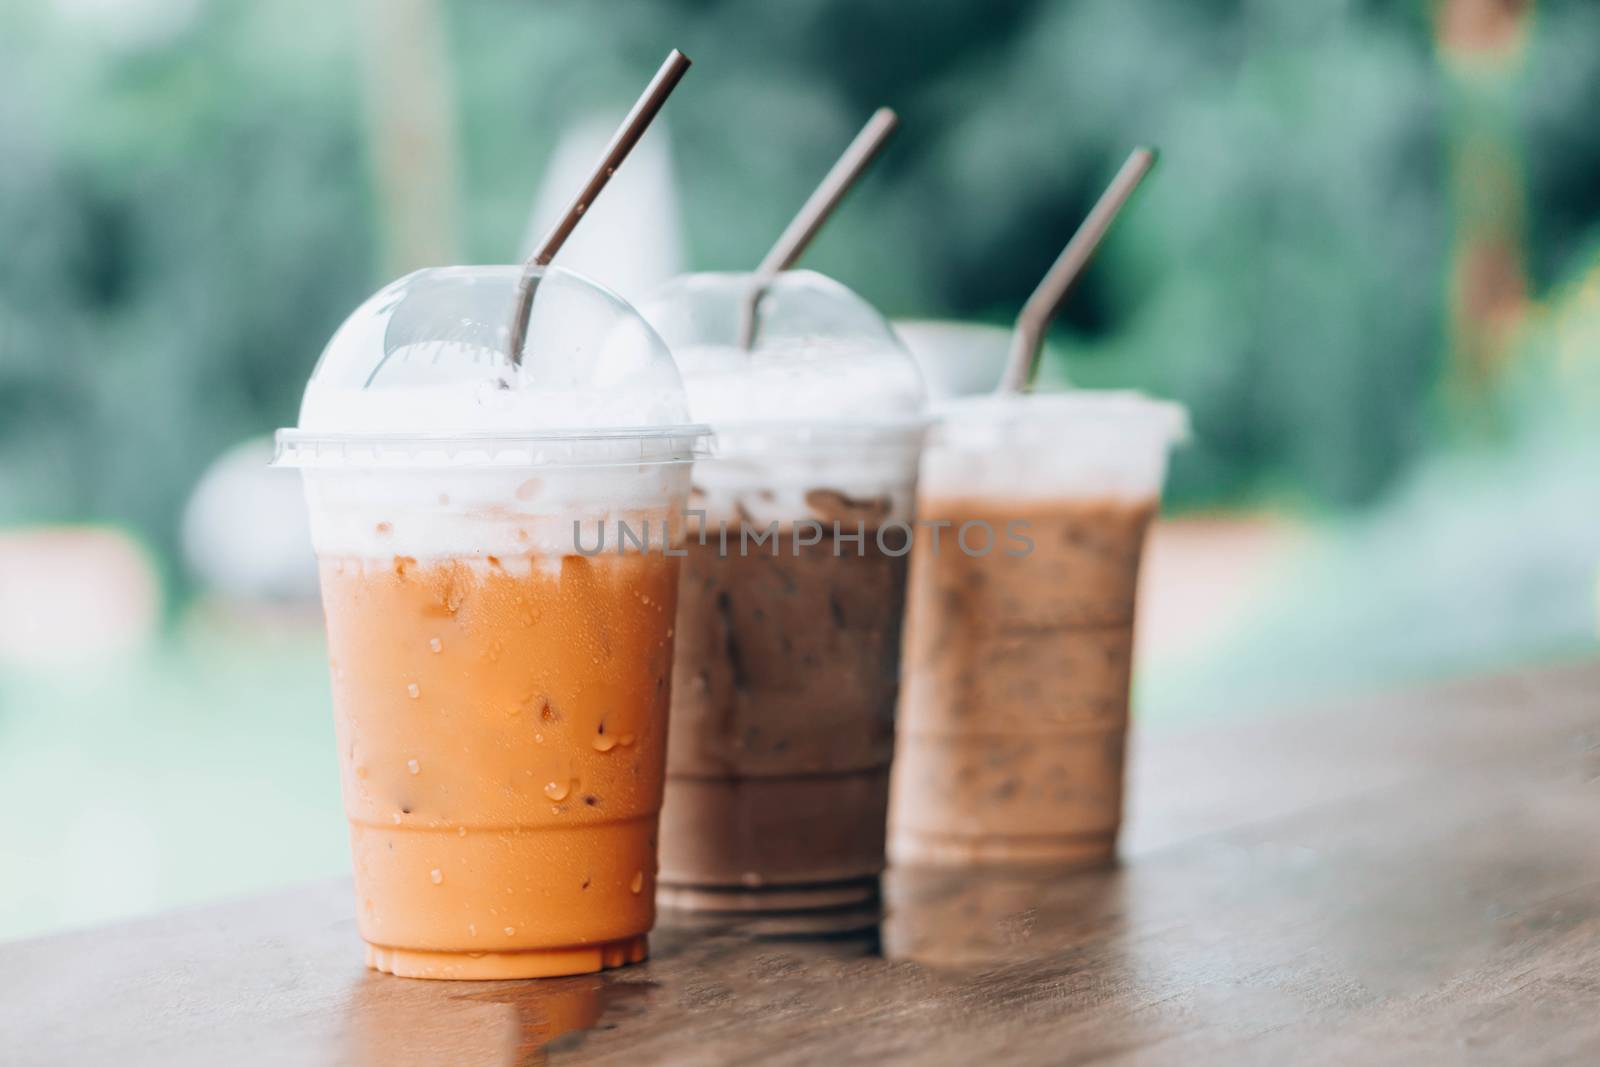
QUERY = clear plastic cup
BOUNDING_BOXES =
[640,271,929,911]
[889,391,1186,866]
[275,265,709,978]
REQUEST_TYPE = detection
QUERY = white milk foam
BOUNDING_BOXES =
[301,464,691,564]
[297,368,696,562]
[673,337,928,524]
[920,392,1188,503]
[690,432,925,528]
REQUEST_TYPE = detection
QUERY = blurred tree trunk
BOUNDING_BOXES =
[355,0,461,276]
[1434,0,1532,405]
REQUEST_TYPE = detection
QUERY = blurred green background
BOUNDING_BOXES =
[2,0,1597,938]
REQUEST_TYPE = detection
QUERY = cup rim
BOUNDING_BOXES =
[271,425,713,469]
[706,413,931,435]
[933,389,1189,443]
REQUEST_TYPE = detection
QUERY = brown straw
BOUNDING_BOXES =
[737,107,900,349]
[505,49,693,365]
[995,147,1158,393]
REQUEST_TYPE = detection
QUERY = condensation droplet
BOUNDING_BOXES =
[430,869,443,885]
[407,759,420,775]
[392,812,403,825]
[544,779,572,801]
[458,826,467,837]
[592,734,617,753]
[468,923,477,936]
[630,871,644,894]
[504,927,516,937]
[429,637,442,653]
[407,683,420,699]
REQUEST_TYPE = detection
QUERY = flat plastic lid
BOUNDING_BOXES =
[639,270,928,431]
[275,265,708,467]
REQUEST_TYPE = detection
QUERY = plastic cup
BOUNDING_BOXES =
[641,271,929,911]
[889,392,1185,866]
[276,265,708,978]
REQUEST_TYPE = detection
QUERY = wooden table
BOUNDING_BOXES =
[6,662,1598,1065]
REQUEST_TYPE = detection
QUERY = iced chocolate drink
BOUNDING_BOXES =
[642,271,927,910]
[889,393,1184,866]
[277,265,708,978]
[659,492,913,909]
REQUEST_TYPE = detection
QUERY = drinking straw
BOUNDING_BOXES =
[737,107,900,349]
[995,147,1157,393]
[506,49,693,365]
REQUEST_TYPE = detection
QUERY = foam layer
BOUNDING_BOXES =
[301,465,692,562]
[921,392,1188,502]
[688,423,925,528]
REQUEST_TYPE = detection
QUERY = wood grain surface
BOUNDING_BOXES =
[4,661,1597,1066]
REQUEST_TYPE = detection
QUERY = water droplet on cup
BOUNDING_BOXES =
[504,927,516,937]
[430,869,443,885]
[407,759,420,775]
[593,734,617,753]
[407,683,420,699]
[544,779,572,801]
[429,637,442,653]
[630,871,644,894]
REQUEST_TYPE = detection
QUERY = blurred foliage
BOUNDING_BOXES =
[3,0,1600,579]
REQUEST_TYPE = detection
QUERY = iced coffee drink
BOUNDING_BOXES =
[890,392,1184,866]
[277,265,708,978]
[642,271,927,910]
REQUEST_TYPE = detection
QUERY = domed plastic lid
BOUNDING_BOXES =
[639,270,927,431]
[274,265,708,468]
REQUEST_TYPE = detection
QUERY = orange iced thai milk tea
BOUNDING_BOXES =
[890,392,1185,867]
[275,265,709,978]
